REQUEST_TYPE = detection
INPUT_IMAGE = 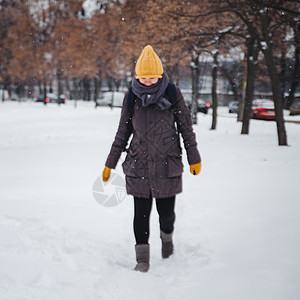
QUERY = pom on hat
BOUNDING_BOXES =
[135,45,163,79]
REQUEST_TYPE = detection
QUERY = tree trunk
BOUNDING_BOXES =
[72,78,78,100]
[28,79,34,100]
[71,78,79,108]
[110,83,114,110]
[211,49,219,130]
[279,48,286,107]
[238,53,248,122]
[94,71,103,108]
[16,82,25,101]
[83,76,90,101]
[191,53,199,125]
[57,63,63,105]
[65,79,70,99]
[43,78,47,105]
[38,81,42,96]
[286,21,300,109]
[115,78,121,92]
[238,83,246,122]
[261,14,288,146]
[241,37,258,134]
[107,75,113,92]
[93,77,98,103]
[7,84,12,101]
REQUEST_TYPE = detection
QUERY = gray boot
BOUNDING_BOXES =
[134,244,150,272]
[160,230,174,259]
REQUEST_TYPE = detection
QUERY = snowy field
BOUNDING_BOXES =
[0,100,300,300]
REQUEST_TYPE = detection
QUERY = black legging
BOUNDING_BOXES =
[133,195,176,245]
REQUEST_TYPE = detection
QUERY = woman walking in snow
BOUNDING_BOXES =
[102,45,201,272]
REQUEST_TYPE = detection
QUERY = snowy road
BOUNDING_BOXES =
[0,101,300,300]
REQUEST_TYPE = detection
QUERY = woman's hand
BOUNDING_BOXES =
[102,166,111,182]
[190,163,201,175]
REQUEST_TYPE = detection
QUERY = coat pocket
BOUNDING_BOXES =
[122,155,146,178]
[167,154,183,177]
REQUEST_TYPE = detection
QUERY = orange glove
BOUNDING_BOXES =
[190,163,201,175]
[102,166,111,182]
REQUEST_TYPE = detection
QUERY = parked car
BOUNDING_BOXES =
[36,93,66,104]
[185,97,210,114]
[197,99,211,114]
[58,94,66,104]
[251,99,275,120]
[289,102,300,116]
[228,101,239,113]
[185,98,192,108]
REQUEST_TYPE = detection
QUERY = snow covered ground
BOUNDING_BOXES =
[0,100,299,300]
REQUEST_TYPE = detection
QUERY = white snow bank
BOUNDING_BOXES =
[0,101,299,300]
[97,91,126,107]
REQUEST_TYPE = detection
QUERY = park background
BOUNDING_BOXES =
[0,1,300,299]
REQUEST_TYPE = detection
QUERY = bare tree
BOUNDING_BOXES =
[219,0,299,145]
[241,36,259,134]
[286,18,300,108]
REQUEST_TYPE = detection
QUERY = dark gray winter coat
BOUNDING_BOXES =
[105,87,201,198]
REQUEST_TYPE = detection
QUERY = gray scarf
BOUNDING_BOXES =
[131,73,171,110]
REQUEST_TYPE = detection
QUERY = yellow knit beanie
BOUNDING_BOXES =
[135,45,163,79]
